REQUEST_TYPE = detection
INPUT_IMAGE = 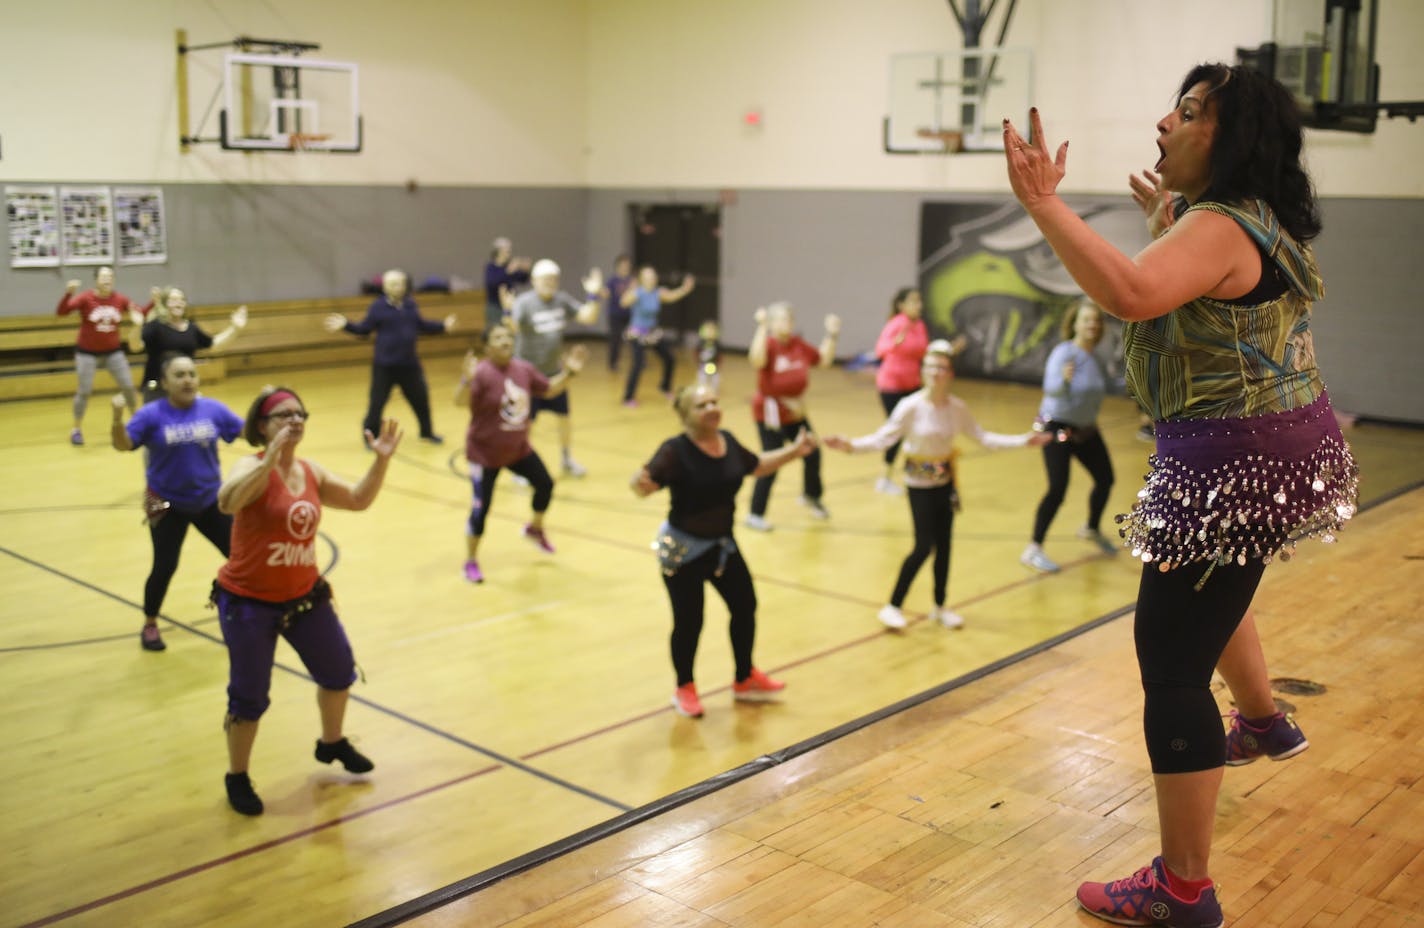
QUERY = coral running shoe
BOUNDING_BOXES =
[732,667,786,702]
[671,683,704,718]
[1077,857,1222,928]
[1225,710,1309,765]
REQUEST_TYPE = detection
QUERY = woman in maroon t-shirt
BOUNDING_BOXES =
[455,323,586,583]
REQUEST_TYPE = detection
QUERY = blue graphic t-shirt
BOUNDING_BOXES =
[126,397,244,509]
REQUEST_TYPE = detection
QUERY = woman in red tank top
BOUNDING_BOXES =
[213,386,402,816]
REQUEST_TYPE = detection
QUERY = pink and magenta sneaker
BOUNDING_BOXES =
[1076,857,1222,928]
[462,559,484,583]
[1225,709,1309,765]
[523,524,555,554]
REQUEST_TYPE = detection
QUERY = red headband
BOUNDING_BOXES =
[259,390,298,417]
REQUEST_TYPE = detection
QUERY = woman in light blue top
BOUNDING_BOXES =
[619,266,695,406]
[1020,299,1116,572]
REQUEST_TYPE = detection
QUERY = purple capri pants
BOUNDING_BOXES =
[216,584,357,720]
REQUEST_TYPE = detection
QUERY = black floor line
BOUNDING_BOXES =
[0,544,631,814]
[347,478,1424,928]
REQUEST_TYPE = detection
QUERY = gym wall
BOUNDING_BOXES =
[3,0,1420,420]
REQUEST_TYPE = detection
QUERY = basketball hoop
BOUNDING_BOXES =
[915,128,966,153]
[287,132,332,152]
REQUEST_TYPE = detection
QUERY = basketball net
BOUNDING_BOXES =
[915,128,966,154]
[288,133,332,153]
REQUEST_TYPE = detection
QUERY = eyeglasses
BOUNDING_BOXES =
[267,410,310,422]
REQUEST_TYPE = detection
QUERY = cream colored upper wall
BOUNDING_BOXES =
[584,0,1424,197]
[2,0,589,186]
[4,0,1420,195]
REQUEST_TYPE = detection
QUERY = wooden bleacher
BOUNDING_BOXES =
[0,292,486,401]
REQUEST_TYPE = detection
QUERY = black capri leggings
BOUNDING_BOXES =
[878,390,916,466]
[467,452,554,536]
[749,419,823,516]
[662,547,757,686]
[890,483,955,608]
[1135,559,1266,774]
[1031,423,1115,544]
[146,503,233,618]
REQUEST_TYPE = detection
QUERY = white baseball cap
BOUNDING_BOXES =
[531,259,560,280]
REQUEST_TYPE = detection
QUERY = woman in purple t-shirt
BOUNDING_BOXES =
[455,323,586,583]
[110,354,244,651]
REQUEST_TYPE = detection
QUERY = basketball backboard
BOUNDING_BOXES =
[177,34,363,153]
[220,52,361,151]
[885,47,1033,154]
[1238,0,1423,132]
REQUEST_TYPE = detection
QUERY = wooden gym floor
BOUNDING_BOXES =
[1,345,1420,928]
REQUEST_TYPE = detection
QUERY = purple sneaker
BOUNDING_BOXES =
[1077,857,1222,927]
[462,559,484,583]
[1225,710,1308,765]
[523,524,555,554]
[70,429,84,446]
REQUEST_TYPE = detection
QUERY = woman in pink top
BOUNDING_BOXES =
[872,288,929,494]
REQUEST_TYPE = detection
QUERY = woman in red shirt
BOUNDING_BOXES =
[872,288,929,494]
[213,387,402,816]
[55,266,151,444]
[743,303,839,531]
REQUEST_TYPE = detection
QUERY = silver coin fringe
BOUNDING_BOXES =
[1115,434,1359,589]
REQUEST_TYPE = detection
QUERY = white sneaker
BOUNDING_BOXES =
[562,457,588,478]
[874,476,903,496]
[744,514,773,532]
[1077,526,1119,555]
[1020,544,1060,573]
[877,604,907,630]
[932,606,965,629]
[801,496,830,520]
[510,473,531,489]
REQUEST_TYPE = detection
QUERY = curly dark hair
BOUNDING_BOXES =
[1178,63,1321,243]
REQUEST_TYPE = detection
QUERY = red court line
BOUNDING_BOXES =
[18,762,501,928]
[18,484,1103,925]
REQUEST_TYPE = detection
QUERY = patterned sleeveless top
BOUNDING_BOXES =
[1123,199,1325,421]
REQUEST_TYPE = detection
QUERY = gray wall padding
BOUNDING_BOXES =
[6,183,1417,422]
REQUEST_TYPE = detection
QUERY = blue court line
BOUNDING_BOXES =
[0,543,631,814]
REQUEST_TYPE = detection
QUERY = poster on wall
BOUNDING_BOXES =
[115,187,167,265]
[59,185,114,265]
[6,185,61,267]
[918,199,1146,387]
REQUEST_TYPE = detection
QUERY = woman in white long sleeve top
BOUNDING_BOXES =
[826,341,1049,630]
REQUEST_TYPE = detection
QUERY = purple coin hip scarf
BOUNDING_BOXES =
[1116,391,1358,585]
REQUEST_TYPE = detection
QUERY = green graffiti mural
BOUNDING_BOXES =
[924,250,1074,367]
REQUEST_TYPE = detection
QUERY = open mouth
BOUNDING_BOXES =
[1154,141,1166,173]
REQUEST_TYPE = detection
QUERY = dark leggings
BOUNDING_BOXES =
[607,312,629,369]
[364,362,435,438]
[878,390,916,466]
[624,339,675,401]
[663,547,757,686]
[1135,559,1266,774]
[467,452,553,536]
[145,503,232,618]
[1031,424,1115,543]
[749,419,823,516]
[890,483,955,608]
